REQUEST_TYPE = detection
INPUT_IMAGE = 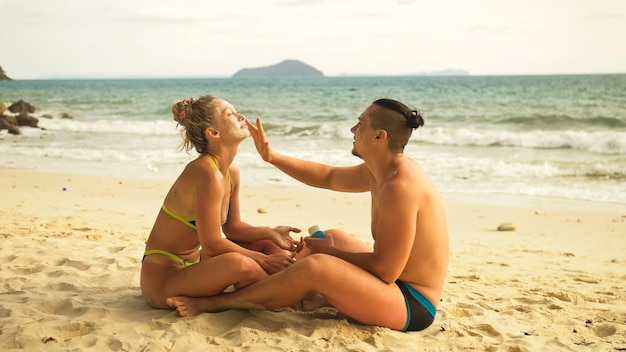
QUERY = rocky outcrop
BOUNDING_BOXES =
[0,100,42,135]
[232,60,323,78]
[0,116,21,134]
[1,99,74,135]
[8,100,36,114]
[0,65,12,80]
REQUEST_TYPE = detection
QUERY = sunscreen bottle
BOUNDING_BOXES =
[308,225,326,238]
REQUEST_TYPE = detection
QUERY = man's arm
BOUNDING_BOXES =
[246,118,370,192]
[367,182,417,282]
[307,181,417,283]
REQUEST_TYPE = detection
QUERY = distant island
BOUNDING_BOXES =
[232,60,324,78]
[0,65,12,80]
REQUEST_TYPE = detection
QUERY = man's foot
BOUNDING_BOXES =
[166,296,219,317]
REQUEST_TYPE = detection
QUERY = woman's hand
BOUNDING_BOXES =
[245,118,273,162]
[269,225,302,251]
[257,252,296,275]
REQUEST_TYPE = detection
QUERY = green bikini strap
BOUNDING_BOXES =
[208,154,231,186]
[143,249,200,266]
[160,204,196,230]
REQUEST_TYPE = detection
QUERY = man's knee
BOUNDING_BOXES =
[297,253,334,277]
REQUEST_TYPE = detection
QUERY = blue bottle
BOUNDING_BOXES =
[308,225,326,238]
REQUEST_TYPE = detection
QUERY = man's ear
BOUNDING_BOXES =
[374,129,387,141]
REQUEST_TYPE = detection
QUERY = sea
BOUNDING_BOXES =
[1,75,625,205]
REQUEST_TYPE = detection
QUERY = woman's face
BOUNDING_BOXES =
[214,99,250,140]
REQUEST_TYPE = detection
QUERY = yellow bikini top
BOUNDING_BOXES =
[161,154,231,229]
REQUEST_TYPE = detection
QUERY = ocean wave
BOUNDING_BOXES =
[420,152,626,181]
[31,117,626,155]
[36,118,178,135]
[2,131,624,203]
[416,127,626,154]
[494,114,626,129]
[260,122,626,155]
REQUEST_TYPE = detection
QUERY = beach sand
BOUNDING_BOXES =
[0,168,624,351]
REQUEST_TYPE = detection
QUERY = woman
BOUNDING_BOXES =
[141,94,301,309]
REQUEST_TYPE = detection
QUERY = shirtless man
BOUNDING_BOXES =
[167,98,449,332]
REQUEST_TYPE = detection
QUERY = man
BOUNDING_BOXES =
[167,98,449,332]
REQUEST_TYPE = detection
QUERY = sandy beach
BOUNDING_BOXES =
[0,168,624,351]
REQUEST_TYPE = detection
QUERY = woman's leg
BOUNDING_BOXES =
[142,252,267,308]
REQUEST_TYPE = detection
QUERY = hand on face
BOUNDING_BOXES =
[245,118,273,162]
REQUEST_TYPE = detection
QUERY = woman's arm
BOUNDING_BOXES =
[192,161,292,273]
[221,164,300,250]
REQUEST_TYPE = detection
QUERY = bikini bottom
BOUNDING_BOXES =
[143,249,200,267]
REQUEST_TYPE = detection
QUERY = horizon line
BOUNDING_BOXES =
[3,72,625,81]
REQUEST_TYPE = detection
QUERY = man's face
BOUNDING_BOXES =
[350,105,375,158]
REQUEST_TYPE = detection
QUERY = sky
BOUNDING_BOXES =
[1,0,625,79]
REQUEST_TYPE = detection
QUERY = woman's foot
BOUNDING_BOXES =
[302,293,331,311]
[166,296,220,317]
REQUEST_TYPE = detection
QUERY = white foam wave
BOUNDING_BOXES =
[25,117,626,155]
[417,127,626,154]
[36,118,178,136]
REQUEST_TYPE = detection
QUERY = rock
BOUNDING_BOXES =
[497,222,516,231]
[0,102,6,114]
[15,113,39,128]
[8,100,36,114]
[0,116,21,134]
[0,99,44,134]
[0,65,12,81]
[2,114,17,125]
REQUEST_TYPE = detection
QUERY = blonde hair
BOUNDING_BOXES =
[171,95,219,154]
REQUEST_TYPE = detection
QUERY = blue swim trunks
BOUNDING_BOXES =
[395,280,437,331]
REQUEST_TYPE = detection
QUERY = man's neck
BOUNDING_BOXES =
[365,152,403,184]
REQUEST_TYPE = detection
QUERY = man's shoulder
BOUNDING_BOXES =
[392,161,440,198]
[393,158,424,183]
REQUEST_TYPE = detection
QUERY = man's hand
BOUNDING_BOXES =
[304,232,335,254]
[245,118,273,162]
